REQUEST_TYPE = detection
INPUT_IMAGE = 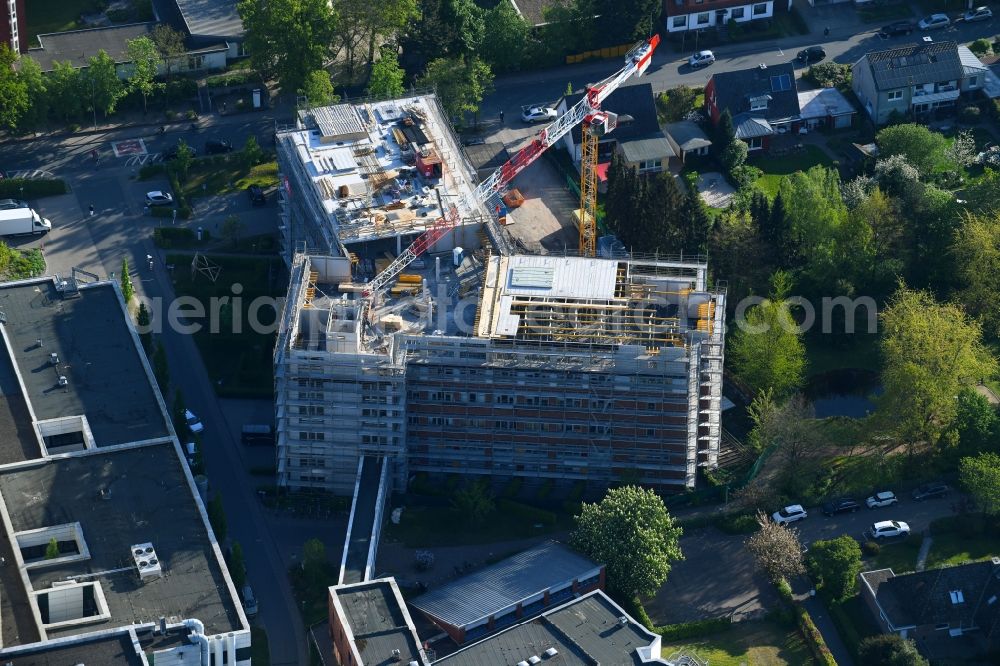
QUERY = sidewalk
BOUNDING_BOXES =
[803,595,856,666]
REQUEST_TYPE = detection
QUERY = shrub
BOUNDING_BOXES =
[495,498,556,526]
[138,163,166,180]
[776,576,794,604]
[0,178,67,199]
[797,606,838,666]
[715,511,759,534]
[186,109,197,121]
[805,62,852,89]
[152,226,198,247]
[150,206,192,221]
[656,616,732,641]
[960,105,982,123]
[862,540,881,556]
[165,109,177,121]
[970,38,992,57]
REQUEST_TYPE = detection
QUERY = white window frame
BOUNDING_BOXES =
[886,89,903,101]
[697,12,710,25]
[753,2,767,15]
[672,15,687,28]
[731,6,745,19]
[747,137,764,150]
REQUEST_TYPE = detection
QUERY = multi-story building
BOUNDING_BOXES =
[273,95,726,496]
[1,0,26,52]
[664,0,774,34]
[0,276,250,664]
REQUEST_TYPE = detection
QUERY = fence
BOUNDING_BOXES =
[566,43,635,65]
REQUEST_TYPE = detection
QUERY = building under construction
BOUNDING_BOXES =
[273,95,726,495]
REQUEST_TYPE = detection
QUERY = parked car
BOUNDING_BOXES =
[242,423,275,445]
[185,441,197,466]
[797,46,826,63]
[879,21,916,37]
[772,504,808,525]
[866,491,899,508]
[144,191,174,207]
[205,139,233,154]
[247,185,266,206]
[688,50,716,68]
[962,6,993,22]
[822,497,861,516]
[867,520,911,539]
[520,106,557,123]
[918,13,951,30]
[242,584,258,618]
[0,198,28,210]
[185,409,205,434]
[912,482,950,500]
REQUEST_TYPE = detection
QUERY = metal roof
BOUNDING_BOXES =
[300,104,367,141]
[666,121,712,151]
[864,41,965,90]
[410,541,601,628]
[174,0,244,38]
[619,135,675,163]
[709,62,801,124]
[957,44,989,76]
[797,87,856,119]
[733,115,773,139]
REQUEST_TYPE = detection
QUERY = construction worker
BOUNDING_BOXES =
[88,204,95,217]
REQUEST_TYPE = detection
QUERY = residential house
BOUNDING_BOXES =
[852,41,990,125]
[557,83,675,176]
[664,0,775,33]
[797,87,856,130]
[859,560,1000,661]
[705,62,801,152]
[153,0,247,60]
[665,120,713,162]
[1,0,26,52]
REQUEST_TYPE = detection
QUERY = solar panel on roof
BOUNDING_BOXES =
[770,74,791,92]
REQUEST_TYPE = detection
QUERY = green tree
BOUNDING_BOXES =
[237,0,339,94]
[592,0,660,43]
[136,302,152,354]
[947,389,999,457]
[242,135,264,167]
[48,61,86,122]
[776,165,847,283]
[0,44,28,129]
[301,69,338,107]
[480,0,529,72]
[85,50,126,118]
[151,24,187,78]
[721,139,748,173]
[125,36,163,113]
[806,536,862,600]
[208,494,227,542]
[120,257,134,302]
[745,510,806,583]
[152,340,169,392]
[858,634,929,666]
[959,451,1000,515]
[45,537,60,560]
[451,479,495,525]
[726,271,806,398]
[170,139,194,181]
[15,56,48,133]
[657,86,700,123]
[715,108,735,150]
[417,55,493,120]
[229,542,247,590]
[367,49,406,99]
[364,0,419,66]
[952,211,1000,339]
[221,215,245,247]
[571,485,683,596]
[875,123,949,178]
[879,286,997,445]
[303,537,327,585]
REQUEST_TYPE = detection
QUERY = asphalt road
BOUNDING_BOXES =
[795,493,957,544]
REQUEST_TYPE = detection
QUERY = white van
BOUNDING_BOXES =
[0,208,51,236]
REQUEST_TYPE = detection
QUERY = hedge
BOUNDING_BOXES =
[656,616,733,641]
[152,226,206,247]
[139,163,166,180]
[0,178,67,199]
[796,606,837,666]
[496,498,556,526]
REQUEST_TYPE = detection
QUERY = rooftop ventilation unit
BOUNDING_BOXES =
[618,616,629,625]
[544,648,559,658]
[528,657,542,665]
[131,542,163,580]
[57,376,68,387]
[992,556,1000,566]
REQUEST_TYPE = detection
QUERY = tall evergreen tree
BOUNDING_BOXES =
[749,190,771,234]
[715,109,735,152]
[762,190,791,265]
[643,171,685,252]
[678,186,712,254]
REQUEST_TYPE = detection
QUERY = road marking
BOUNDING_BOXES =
[112,138,147,157]
[10,169,55,179]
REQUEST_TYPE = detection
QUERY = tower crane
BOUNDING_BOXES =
[362,34,660,298]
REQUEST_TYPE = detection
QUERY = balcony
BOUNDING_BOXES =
[910,88,959,105]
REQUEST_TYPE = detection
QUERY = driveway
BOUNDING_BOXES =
[645,527,777,625]
[507,158,579,252]
[795,494,957,544]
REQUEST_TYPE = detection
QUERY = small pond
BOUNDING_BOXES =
[804,369,883,419]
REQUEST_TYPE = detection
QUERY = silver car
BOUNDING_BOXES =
[688,50,716,68]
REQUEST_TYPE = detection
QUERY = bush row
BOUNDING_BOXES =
[655,616,733,642]
[796,606,837,666]
[496,498,556,527]
[0,178,67,199]
[153,226,210,248]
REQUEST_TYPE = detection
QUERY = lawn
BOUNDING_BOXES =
[385,501,570,548]
[166,253,285,398]
[872,534,923,574]
[753,145,835,199]
[25,0,103,46]
[857,3,914,23]
[925,529,1000,569]
[184,159,279,199]
[827,594,880,661]
[660,619,815,666]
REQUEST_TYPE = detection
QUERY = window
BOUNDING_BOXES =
[886,89,903,101]
[750,98,768,111]
[968,75,979,88]
[753,2,767,15]
[731,6,745,18]
[638,159,662,172]
[697,12,710,24]
[747,137,763,150]
[187,55,204,71]
[672,15,687,28]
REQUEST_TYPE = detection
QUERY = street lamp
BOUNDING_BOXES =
[91,77,97,130]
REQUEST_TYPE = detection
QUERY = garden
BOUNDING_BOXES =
[660,618,816,666]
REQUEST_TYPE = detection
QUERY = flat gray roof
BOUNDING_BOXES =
[410,541,601,628]
[0,631,143,665]
[0,343,40,464]
[28,23,154,71]
[174,0,244,38]
[0,443,241,644]
[436,591,655,666]
[0,280,169,447]
[335,580,423,666]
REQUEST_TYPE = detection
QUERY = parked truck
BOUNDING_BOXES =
[0,208,51,236]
